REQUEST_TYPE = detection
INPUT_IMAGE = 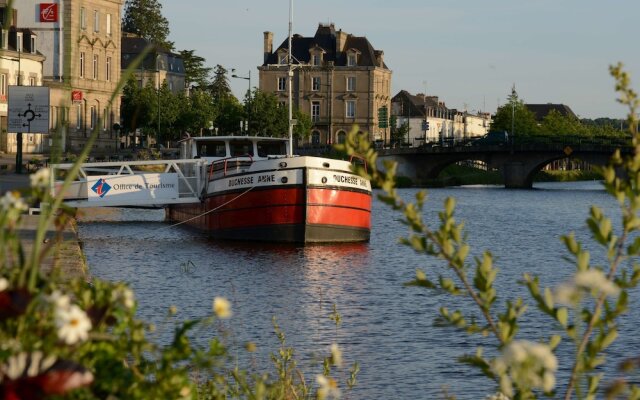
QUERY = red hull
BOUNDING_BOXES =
[168,186,371,243]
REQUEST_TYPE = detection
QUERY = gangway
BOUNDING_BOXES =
[51,159,208,208]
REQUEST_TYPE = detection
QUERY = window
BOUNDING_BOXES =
[311,101,320,122]
[312,77,320,91]
[277,77,286,91]
[337,131,346,144]
[347,77,356,91]
[198,141,227,157]
[79,52,85,78]
[94,10,99,32]
[76,104,83,129]
[1,30,7,49]
[16,32,22,52]
[347,53,357,66]
[93,54,98,80]
[279,53,287,65]
[311,131,320,145]
[312,54,321,66]
[0,74,6,96]
[103,108,108,130]
[30,36,36,53]
[106,14,112,36]
[346,101,356,118]
[90,106,96,129]
[106,56,111,81]
[80,8,86,30]
[29,77,36,86]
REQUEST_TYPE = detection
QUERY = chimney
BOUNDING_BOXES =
[374,50,384,67]
[263,31,273,63]
[336,29,347,53]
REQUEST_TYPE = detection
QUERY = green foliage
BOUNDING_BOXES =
[246,89,288,136]
[122,0,173,50]
[179,50,212,89]
[340,64,640,399]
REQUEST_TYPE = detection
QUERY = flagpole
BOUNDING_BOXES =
[287,0,293,157]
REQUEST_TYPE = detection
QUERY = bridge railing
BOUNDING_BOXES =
[512,134,632,148]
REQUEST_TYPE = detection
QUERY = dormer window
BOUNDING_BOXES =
[347,53,357,66]
[16,32,22,52]
[30,35,36,54]
[312,54,321,66]
[278,51,288,65]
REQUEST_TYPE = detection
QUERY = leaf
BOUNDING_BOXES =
[556,307,568,328]
[601,328,619,350]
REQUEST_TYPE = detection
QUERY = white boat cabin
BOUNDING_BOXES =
[180,136,290,164]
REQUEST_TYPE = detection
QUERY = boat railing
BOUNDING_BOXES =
[209,154,254,180]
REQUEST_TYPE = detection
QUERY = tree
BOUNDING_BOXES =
[175,89,217,137]
[490,87,539,136]
[215,96,244,135]
[121,75,153,141]
[292,108,312,140]
[246,89,287,136]
[122,0,173,50]
[538,109,588,136]
[179,50,211,89]
[209,65,233,103]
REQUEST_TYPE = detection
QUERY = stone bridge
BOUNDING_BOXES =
[378,140,630,188]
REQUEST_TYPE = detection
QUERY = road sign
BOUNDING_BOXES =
[8,86,50,133]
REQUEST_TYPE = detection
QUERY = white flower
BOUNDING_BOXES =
[575,269,620,297]
[316,375,341,399]
[48,290,71,310]
[0,277,8,292]
[0,192,29,213]
[29,167,51,188]
[55,304,92,345]
[212,297,232,319]
[492,340,557,396]
[112,287,135,309]
[330,343,343,367]
[26,351,57,378]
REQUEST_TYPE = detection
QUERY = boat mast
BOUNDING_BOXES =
[287,0,293,157]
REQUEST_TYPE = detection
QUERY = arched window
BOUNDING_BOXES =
[337,131,346,144]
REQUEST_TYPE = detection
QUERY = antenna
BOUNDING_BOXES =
[287,0,294,157]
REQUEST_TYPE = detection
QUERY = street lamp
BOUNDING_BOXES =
[231,69,251,133]
[156,54,161,147]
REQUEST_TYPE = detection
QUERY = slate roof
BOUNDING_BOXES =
[392,90,450,117]
[121,36,184,73]
[264,23,388,69]
[525,104,577,120]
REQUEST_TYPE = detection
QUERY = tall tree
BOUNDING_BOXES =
[179,50,211,89]
[209,65,233,103]
[246,89,288,136]
[122,0,173,50]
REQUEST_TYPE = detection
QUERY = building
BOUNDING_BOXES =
[0,24,46,153]
[120,34,186,148]
[525,103,577,121]
[259,23,392,145]
[9,0,124,154]
[391,90,491,146]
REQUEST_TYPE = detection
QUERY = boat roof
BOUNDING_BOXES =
[180,135,288,143]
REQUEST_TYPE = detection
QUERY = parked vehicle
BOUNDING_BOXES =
[470,131,509,146]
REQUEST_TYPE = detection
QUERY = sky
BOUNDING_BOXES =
[160,0,640,119]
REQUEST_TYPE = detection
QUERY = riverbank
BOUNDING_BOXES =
[16,214,88,280]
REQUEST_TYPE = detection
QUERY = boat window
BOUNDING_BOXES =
[197,141,226,157]
[230,141,254,157]
[257,141,286,157]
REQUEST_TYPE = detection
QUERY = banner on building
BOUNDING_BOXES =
[72,90,83,103]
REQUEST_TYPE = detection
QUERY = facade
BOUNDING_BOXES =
[391,90,491,147]
[9,0,124,154]
[259,23,392,145]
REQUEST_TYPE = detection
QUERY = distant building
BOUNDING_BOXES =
[259,23,392,145]
[391,90,491,146]
[121,35,186,94]
[525,103,577,121]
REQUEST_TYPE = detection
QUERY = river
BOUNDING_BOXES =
[78,180,637,398]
